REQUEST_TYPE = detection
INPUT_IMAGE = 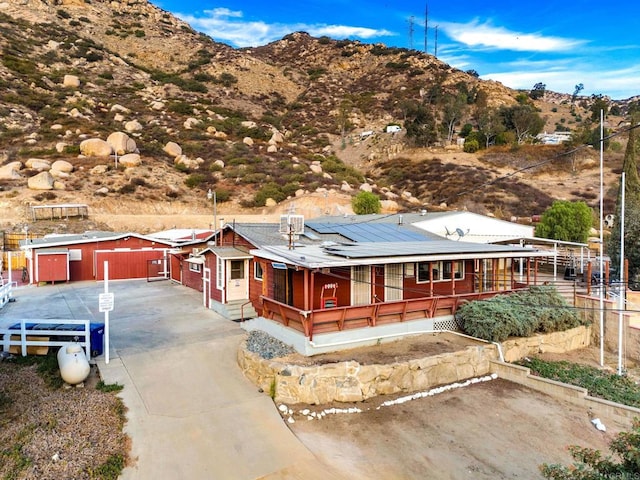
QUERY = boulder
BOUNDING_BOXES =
[28,171,55,190]
[63,74,80,88]
[51,160,73,173]
[80,138,112,157]
[267,144,278,153]
[25,158,51,171]
[163,141,182,157]
[359,183,373,192]
[150,101,165,111]
[119,153,141,167]
[206,126,217,134]
[269,130,285,144]
[107,132,137,155]
[110,104,130,113]
[184,118,201,129]
[90,165,108,175]
[213,159,225,169]
[55,142,68,153]
[213,131,227,140]
[241,121,257,129]
[310,164,323,174]
[124,120,142,132]
[243,137,254,146]
[0,162,23,179]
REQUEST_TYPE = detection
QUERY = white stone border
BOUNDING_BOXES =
[278,373,498,424]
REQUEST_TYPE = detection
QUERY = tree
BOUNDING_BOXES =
[440,92,467,145]
[589,94,609,122]
[571,83,584,113]
[529,82,546,100]
[501,104,545,144]
[352,191,381,215]
[476,108,505,148]
[541,418,640,479]
[535,200,593,243]
[403,102,438,147]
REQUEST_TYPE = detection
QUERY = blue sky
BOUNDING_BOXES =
[156,0,640,100]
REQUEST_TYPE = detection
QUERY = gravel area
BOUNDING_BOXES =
[0,359,129,480]
[245,330,296,359]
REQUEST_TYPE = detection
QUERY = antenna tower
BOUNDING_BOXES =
[408,16,414,49]
[434,25,438,58]
[424,3,428,53]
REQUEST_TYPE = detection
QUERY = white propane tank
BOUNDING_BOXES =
[57,343,90,385]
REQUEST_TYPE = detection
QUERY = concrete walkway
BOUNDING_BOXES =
[1,280,344,480]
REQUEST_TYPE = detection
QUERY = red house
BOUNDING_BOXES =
[20,232,177,284]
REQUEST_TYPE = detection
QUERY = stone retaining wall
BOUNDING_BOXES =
[238,344,499,405]
[237,326,592,405]
[491,361,640,421]
[500,325,592,362]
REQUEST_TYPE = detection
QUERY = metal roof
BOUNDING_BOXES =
[206,246,252,259]
[252,241,551,269]
[20,231,176,249]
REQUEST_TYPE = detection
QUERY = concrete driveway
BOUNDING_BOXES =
[1,280,344,480]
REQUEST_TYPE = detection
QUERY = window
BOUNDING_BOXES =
[189,262,201,273]
[404,262,415,277]
[254,262,263,281]
[216,256,224,290]
[230,260,244,280]
[417,261,464,283]
[417,262,439,282]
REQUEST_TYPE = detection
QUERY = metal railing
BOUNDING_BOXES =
[0,319,92,361]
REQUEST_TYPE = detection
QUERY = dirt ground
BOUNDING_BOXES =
[275,336,638,480]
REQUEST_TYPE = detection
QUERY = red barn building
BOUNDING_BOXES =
[21,232,177,284]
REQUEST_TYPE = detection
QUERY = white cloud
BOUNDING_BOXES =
[482,64,640,99]
[440,20,584,52]
[176,9,393,48]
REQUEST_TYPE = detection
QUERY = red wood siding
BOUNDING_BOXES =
[95,249,166,280]
[208,255,223,303]
[311,271,351,309]
[36,252,69,282]
[182,262,203,292]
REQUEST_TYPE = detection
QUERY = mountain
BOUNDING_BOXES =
[0,0,630,234]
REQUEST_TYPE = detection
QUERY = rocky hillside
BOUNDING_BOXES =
[0,0,633,235]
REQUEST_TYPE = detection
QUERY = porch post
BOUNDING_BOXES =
[310,270,315,310]
[429,261,434,296]
[450,262,455,295]
[303,269,310,310]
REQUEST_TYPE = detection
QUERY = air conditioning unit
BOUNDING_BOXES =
[279,215,305,235]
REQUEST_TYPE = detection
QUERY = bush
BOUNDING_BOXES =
[184,174,205,188]
[352,191,381,215]
[455,286,583,342]
[463,139,479,153]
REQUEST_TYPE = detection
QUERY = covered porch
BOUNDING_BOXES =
[250,241,550,343]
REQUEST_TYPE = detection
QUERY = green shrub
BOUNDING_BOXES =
[134,29,145,38]
[254,182,286,206]
[57,9,71,19]
[455,286,583,342]
[352,191,381,215]
[184,173,205,188]
[463,139,479,153]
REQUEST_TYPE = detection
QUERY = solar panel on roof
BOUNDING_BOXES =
[306,222,430,243]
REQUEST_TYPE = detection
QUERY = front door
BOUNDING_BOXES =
[385,264,403,301]
[226,259,248,301]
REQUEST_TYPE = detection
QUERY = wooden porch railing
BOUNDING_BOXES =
[260,291,505,340]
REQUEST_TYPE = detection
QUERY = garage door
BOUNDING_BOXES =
[95,249,166,280]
